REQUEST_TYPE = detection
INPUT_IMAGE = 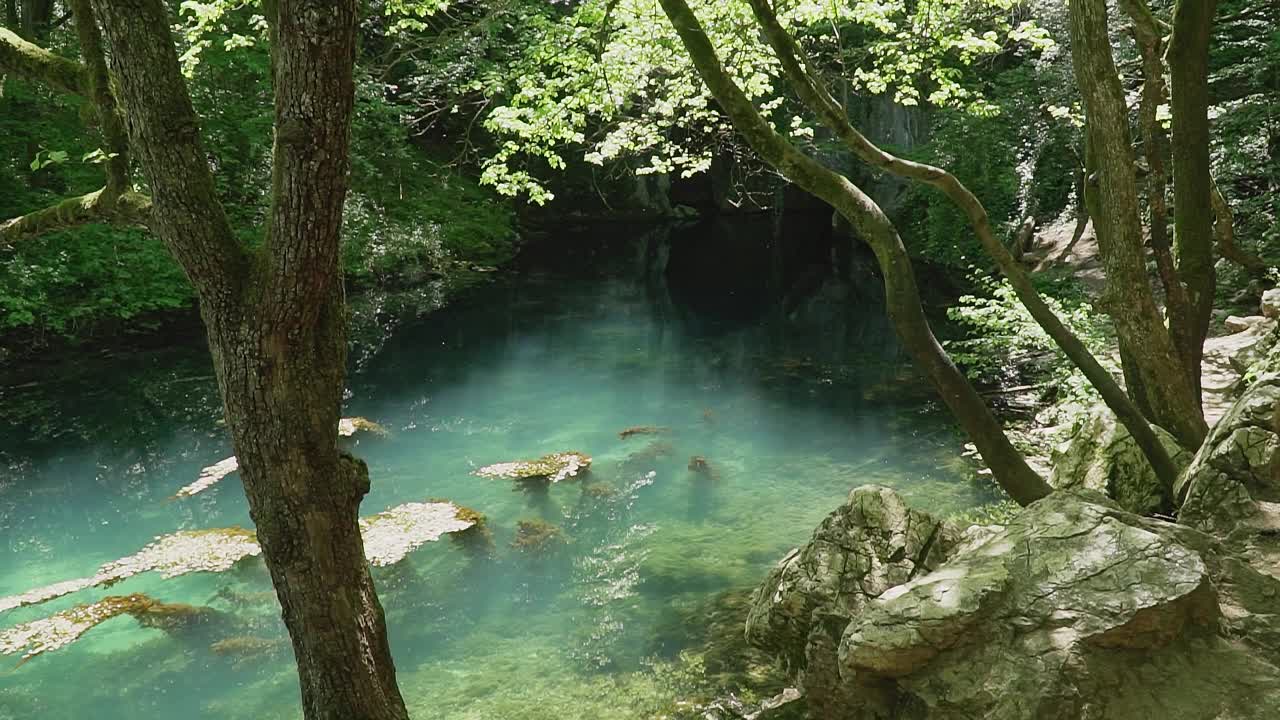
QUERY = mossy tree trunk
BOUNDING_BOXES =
[656,0,1051,505]
[2,2,412,718]
[1068,0,1208,449]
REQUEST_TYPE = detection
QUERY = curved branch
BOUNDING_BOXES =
[657,0,1051,505]
[744,0,1181,495]
[0,26,88,95]
[0,188,151,244]
[1211,181,1269,274]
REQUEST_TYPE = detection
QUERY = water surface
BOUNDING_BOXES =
[0,220,990,719]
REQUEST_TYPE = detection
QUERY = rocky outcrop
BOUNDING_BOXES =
[746,486,1280,720]
[1049,407,1190,515]
[1177,337,1280,536]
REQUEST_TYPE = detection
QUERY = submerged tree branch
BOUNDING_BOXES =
[743,0,1181,495]
[0,25,88,95]
[657,0,1051,505]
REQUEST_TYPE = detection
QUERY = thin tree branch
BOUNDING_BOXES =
[1211,180,1269,274]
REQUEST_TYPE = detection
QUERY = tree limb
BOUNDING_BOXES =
[1211,180,1269,274]
[91,0,247,309]
[0,188,151,244]
[744,0,1182,494]
[0,25,88,95]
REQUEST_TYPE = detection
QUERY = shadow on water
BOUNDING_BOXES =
[0,216,993,719]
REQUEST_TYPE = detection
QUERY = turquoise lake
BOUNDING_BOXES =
[0,221,993,719]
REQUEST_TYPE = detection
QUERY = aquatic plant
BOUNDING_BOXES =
[511,519,566,553]
[0,593,213,663]
[618,425,670,439]
[173,417,386,498]
[687,456,719,480]
[359,501,479,567]
[474,451,591,483]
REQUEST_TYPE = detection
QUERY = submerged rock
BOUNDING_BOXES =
[0,527,263,614]
[746,486,1280,719]
[618,425,671,439]
[474,451,591,483]
[1049,407,1190,515]
[511,519,566,553]
[1,500,483,613]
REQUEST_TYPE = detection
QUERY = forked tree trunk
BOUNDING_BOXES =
[1067,0,1208,449]
[90,1,411,718]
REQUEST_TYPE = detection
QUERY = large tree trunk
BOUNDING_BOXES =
[1167,0,1218,398]
[90,1,411,718]
[1067,0,1207,449]
[657,0,1051,505]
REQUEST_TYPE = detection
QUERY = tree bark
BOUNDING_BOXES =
[1167,0,1218,396]
[1068,0,1207,449]
[1121,0,1194,367]
[657,0,1051,505]
[89,1,411,718]
[742,0,1180,494]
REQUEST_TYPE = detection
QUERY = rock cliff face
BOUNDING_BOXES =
[745,486,1280,719]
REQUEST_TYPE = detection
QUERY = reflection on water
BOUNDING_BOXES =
[0,219,991,719]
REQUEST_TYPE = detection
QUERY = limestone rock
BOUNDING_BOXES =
[1178,342,1280,535]
[1050,407,1190,515]
[1262,287,1280,319]
[744,486,967,717]
[747,487,1280,720]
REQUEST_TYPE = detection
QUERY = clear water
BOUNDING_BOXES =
[0,221,990,719]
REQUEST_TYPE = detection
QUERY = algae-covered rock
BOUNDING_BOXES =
[512,519,566,553]
[746,487,1280,719]
[0,594,217,663]
[1049,407,1191,515]
[0,527,262,613]
[359,501,479,566]
[2,499,485,613]
[474,451,591,483]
